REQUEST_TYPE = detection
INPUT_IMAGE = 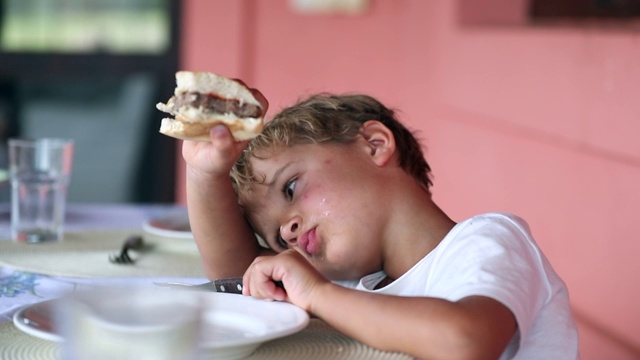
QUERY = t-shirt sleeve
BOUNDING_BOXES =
[426,214,551,341]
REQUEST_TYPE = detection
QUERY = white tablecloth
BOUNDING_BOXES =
[0,203,187,239]
[0,203,413,360]
[0,203,199,322]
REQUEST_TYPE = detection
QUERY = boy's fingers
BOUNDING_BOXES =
[209,124,231,139]
[250,89,269,114]
[230,78,268,115]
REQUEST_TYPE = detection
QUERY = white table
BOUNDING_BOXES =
[0,203,412,360]
[0,203,194,322]
[0,203,188,239]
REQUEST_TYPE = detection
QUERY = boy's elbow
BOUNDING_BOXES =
[454,320,514,360]
[412,319,512,360]
[446,325,504,360]
[426,297,517,360]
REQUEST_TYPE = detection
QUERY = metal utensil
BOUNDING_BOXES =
[154,277,245,294]
[108,235,144,264]
[155,277,285,295]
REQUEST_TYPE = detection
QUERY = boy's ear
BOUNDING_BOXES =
[359,120,396,167]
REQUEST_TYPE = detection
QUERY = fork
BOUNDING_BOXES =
[109,235,144,264]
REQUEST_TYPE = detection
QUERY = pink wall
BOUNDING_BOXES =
[178,1,640,358]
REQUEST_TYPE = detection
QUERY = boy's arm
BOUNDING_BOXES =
[186,167,264,279]
[312,284,516,360]
[184,125,272,279]
[180,83,270,279]
[244,251,516,360]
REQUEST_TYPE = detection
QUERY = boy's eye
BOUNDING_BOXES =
[283,178,297,200]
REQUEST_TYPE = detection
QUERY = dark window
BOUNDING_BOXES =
[0,0,181,203]
[531,0,640,19]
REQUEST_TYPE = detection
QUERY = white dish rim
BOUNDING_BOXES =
[142,213,193,239]
[13,292,310,357]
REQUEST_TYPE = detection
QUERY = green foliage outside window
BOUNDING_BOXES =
[1,0,170,54]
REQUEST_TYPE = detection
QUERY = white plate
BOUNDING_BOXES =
[142,212,193,239]
[14,292,310,360]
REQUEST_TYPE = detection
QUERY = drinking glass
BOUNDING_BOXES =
[55,286,203,360]
[8,138,74,243]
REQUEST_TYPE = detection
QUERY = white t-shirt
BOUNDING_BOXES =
[351,212,579,359]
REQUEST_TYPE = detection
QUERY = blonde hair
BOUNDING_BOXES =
[231,93,432,198]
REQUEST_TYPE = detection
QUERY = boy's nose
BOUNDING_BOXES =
[280,216,301,244]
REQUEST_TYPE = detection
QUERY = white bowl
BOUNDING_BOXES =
[142,213,198,253]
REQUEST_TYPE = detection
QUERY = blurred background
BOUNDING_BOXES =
[2,0,639,358]
[0,0,180,203]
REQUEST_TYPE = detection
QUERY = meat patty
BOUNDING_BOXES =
[171,92,262,118]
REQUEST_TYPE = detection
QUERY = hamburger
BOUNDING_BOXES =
[156,71,264,141]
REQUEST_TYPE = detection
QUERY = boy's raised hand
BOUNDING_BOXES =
[181,83,268,177]
[242,250,331,312]
[182,124,249,177]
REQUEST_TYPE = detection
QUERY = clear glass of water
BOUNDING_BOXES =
[8,138,74,243]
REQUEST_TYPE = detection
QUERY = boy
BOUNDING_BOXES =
[183,92,579,359]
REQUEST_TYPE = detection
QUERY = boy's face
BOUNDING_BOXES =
[243,141,389,280]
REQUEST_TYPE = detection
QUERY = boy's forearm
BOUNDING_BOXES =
[309,284,515,360]
[186,167,262,279]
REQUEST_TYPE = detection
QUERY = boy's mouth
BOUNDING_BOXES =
[298,227,319,255]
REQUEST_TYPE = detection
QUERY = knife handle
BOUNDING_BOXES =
[212,277,284,294]
[213,277,244,294]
